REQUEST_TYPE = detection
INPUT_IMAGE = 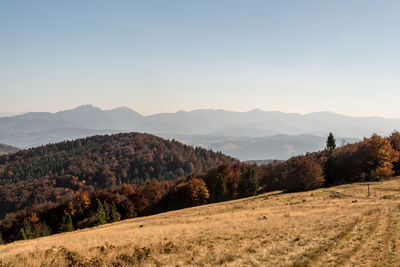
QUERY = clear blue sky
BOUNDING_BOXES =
[1,0,400,117]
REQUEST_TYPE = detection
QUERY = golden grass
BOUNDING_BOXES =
[1,178,400,266]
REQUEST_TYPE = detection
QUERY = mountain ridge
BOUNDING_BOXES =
[0,105,398,159]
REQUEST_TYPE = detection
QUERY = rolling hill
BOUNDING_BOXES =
[1,177,399,266]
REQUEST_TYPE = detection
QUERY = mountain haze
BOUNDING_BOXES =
[0,143,19,155]
[0,105,398,159]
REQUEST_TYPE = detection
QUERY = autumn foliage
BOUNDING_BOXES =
[1,132,400,244]
[335,134,399,182]
[281,155,325,192]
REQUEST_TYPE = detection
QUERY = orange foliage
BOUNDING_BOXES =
[360,134,399,180]
[175,178,210,207]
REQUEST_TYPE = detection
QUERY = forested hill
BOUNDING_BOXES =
[0,132,235,187]
[1,133,399,243]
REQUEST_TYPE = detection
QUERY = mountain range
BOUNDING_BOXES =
[0,143,19,155]
[0,104,398,160]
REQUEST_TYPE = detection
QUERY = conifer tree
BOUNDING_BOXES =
[19,228,27,240]
[94,198,106,226]
[39,222,52,237]
[109,201,118,223]
[60,214,74,232]
[214,173,227,202]
[104,202,110,223]
[22,219,33,239]
[238,167,259,198]
[324,132,337,185]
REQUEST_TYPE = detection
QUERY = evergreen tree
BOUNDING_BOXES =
[238,167,259,198]
[19,228,27,240]
[104,202,110,223]
[39,222,52,237]
[324,132,337,185]
[327,132,336,151]
[94,198,106,226]
[109,201,118,223]
[22,219,33,239]
[214,173,227,202]
[60,214,74,232]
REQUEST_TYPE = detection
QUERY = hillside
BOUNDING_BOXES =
[0,132,234,186]
[0,143,19,155]
[0,132,398,244]
[0,132,235,219]
[1,178,400,266]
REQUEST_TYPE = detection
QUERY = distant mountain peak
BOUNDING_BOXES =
[248,108,264,112]
[72,104,101,112]
[110,106,133,111]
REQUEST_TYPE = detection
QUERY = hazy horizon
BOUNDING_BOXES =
[2,1,400,117]
[2,104,400,120]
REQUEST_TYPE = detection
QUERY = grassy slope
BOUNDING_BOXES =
[1,178,400,266]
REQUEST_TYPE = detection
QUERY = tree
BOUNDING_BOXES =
[94,198,106,226]
[238,167,259,198]
[19,228,27,240]
[214,173,227,202]
[109,201,118,223]
[283,155,325,192]
[389,131,400,175]
[22,219,33,239]
[360,134,399,180]
[104,202,110,222]
[60,214,74,232]
[327,132,336,151]
[18,219,32,240]
[324,133,337,185]
[39,222,52,237]
[175,178,210,208]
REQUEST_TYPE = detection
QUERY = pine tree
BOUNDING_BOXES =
[39,222,52,237]
[324,132,337,185]
[60,214,74,232]
[238,167,259,198]
[327,132,336,151]
[94,198,106,226]
[22,219,33,239]
[109,201,118,223]
[19,228,27,240]
[104,202,110,223]
[214,173,227,202]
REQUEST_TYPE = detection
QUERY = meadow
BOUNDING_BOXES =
[1,177,400,266]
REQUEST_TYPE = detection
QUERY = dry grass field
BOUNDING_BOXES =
[1,178,400,266]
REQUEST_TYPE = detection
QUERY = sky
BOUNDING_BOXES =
[1,0,400,117]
